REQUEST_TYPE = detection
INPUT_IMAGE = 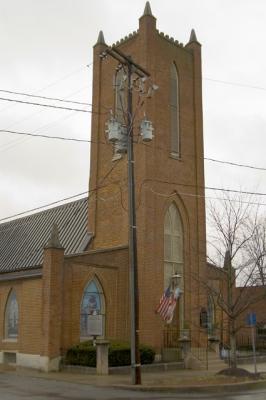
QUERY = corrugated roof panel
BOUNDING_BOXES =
[66,202,87,253]
[0,197,88,273]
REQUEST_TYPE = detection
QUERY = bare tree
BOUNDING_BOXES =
[245,222,266,285]
[206,193,266,369]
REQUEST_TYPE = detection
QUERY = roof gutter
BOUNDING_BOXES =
[0,268,42,282]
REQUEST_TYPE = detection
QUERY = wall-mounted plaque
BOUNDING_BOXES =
[87,314,103,336]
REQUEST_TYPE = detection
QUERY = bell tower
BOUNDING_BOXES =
[88,2,207,349]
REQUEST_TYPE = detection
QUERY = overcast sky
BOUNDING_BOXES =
[1,0,266,222]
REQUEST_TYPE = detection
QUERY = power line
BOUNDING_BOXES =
[0,183,127,224]
[204,157,266,172]
[0,185,129,268]
[0,97,96,113]
[2,127,266,172]
[149,63,266,94]
[3,70,266,112]
[2,179,266,225]
[0,89,92,107]
[206,186,266,196]
[204,77,266,93]
[0,84,94,152]
[143,185,266,208]
[140,141,266,172]
[0,158,125,224]
[0,191,89,223]
[0,111,81,153]
[0,64,91,115]
[148,177,266,197]
[0,129,94,144]
[135,181,266,212]
[38,64,92,92]
[2,68,266,119]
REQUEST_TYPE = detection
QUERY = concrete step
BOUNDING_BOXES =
[207,351,227,369]
[188,348,227,370]
[207,360,227,369]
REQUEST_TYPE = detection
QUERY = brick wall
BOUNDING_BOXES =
[61,247,130,352]
[0,246,129,362]
[0,277,43,355]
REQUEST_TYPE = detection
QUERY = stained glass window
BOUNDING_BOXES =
[80,279,105,338]
[5,290,18,339]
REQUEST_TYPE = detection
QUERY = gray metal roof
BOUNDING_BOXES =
[0,197,88,273]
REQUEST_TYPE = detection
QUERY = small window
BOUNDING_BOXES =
[200,307,208,329]
[5,290,19,339]
[257,322,266,337]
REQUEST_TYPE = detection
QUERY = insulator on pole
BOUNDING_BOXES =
[106,117,122,142]
[140,118,154,142]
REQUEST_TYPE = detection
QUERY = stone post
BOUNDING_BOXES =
[178,337,191,359]
[208,336,220,354]
[95,339,109,375]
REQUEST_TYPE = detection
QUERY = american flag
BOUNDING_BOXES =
[156,286,180,324]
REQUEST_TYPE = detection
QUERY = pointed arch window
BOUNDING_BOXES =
[170,64,180,157]
[164,203,183,289]
[5,289,19,339]
[80,279,105,339]
[112,67,127,160]
[115,67,127,125]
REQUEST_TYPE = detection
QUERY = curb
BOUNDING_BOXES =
[110,379,266,393]
[62,361,185,375]
[3,366,266,394]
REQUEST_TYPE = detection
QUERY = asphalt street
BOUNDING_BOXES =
[0,373,266,400]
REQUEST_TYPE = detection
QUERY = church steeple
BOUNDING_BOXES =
[186,28,201,48]
[139,1,156,32]
[88,4,206,355]
[95,30,106,46]
[189,29,198,43]
[143,1,153,17]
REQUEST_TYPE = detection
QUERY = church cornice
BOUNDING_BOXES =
[111,30,139,48]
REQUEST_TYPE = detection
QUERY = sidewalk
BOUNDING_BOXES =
[1,362,266,393]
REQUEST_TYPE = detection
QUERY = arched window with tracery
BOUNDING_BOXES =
[80,279,105,339]
[5,289,19,339]
[170,63,180,157]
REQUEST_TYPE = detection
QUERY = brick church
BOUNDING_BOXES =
[0,3,212,371]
